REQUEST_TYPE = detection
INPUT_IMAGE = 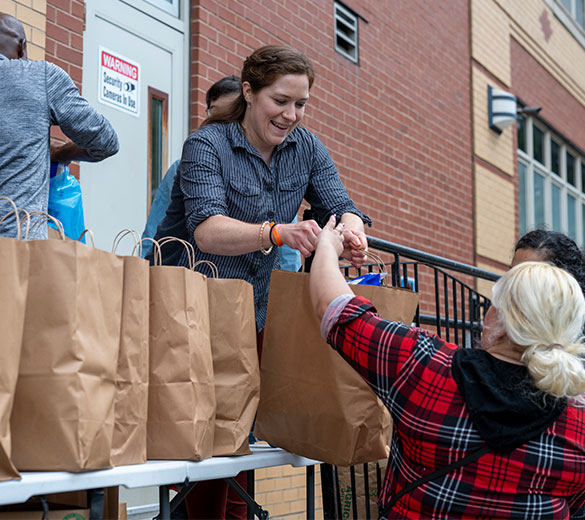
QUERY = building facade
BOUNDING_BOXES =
[3,0,585,517]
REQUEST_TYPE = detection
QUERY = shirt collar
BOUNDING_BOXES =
[227,121,298,154]
[0,54,8,62]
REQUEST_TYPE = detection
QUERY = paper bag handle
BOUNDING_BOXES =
[193,260,219,278]
[112,229,142,255]
[132,237,162,266]
[0,198,31,239]
[26,211,66,240]
[157,236,195,270]
[77,229,95,246]
[361,250,389,287]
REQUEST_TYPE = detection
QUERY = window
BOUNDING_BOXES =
[559,0,585,30]
[143,0,179,17]
[334,1,359,63]
[518,117,585,245]
[148,87,169,211]
[546,0,585,49]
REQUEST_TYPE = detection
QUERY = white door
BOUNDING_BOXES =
[80,0,188,254]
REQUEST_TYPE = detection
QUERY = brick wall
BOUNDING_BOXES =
[45,0,84,88]
[191,0,475,266]
[0,0,46,59]
[511,38,585,152]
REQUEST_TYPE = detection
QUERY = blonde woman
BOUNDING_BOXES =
[310,216,585,519]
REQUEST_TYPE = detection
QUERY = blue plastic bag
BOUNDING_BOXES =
[48,163,86,243]
[347,272,386,286]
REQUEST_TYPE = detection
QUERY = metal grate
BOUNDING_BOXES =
[334,1,359,64]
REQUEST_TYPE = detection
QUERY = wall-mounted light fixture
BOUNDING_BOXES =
[488,85,542,134]
[488,86,517,134]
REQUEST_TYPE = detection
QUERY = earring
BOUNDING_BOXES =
[247,102,251,109]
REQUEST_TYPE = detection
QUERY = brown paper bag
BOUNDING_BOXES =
[254,270,419,466]
[0,206,30,481]
[0,237,28,482]
[11,236,123,471]
[337,459,387,519]
[110,231,150,466]
[0,202,28,481]
[147,240,215,461]
[205,275,259,456]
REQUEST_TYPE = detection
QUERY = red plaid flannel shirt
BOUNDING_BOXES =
[327,296,585,519]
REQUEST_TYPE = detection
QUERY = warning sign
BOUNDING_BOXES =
[98,47,140,116]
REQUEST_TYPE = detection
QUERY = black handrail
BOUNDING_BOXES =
[367,236,501,282]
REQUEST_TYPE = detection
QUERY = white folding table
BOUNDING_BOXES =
[0,445,320,519]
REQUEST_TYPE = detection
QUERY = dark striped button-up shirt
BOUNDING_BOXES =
[152,122,370,330]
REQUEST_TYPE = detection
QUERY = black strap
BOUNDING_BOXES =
[379,445,490,520]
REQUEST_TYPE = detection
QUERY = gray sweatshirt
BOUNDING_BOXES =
[0,54,119,238]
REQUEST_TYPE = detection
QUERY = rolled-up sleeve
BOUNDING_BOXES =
[47,63,119,161]
[304,134,371,226]
[180,134,229,235]
[327,296,420,395]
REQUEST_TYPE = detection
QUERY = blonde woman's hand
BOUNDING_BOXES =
[315,214,345,257]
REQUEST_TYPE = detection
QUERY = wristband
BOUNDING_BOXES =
[270,223,284,247]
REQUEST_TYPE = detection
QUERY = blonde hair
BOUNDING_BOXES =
[491,262,585,403]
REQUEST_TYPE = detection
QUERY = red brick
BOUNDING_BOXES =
[512,39,585,152]
[56,11,84,34]
[50,0,71,11]
[56,42,82,66]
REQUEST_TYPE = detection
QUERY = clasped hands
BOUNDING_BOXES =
[277,216,367,268]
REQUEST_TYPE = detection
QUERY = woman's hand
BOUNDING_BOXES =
[341,229,368,268]
[277,219,322,258]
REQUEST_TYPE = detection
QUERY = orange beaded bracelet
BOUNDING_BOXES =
[270,223,284,247]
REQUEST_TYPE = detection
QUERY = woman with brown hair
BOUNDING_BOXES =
[151,44,370,333]
[152,44,370,519]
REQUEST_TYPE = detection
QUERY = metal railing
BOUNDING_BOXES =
[321,235,501,520]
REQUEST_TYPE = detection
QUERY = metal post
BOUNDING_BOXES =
[306,465,315,520]
[159,485,170,520]
[247,470,255,520]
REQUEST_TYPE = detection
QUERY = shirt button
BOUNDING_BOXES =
[266,184,273,192]
[267,211,274,219]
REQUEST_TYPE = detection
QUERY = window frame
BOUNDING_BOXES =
[518,116,585,245]
[142,0,180,18]
[147,86,169,213]
[545,0,585,48]
[333,1,359,64]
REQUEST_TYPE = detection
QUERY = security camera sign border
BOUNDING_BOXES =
[98,47,140,117]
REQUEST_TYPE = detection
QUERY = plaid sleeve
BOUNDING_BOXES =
[327,295,421,401]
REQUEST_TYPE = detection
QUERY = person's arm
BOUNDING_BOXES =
[310,215,354,320]
[50,142,94,163]
[195,215,323,257]
[182,131,325,257]
[47,63,119,161]
[310,216,421,402]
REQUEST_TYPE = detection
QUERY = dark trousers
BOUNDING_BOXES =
[184,471,247,519]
